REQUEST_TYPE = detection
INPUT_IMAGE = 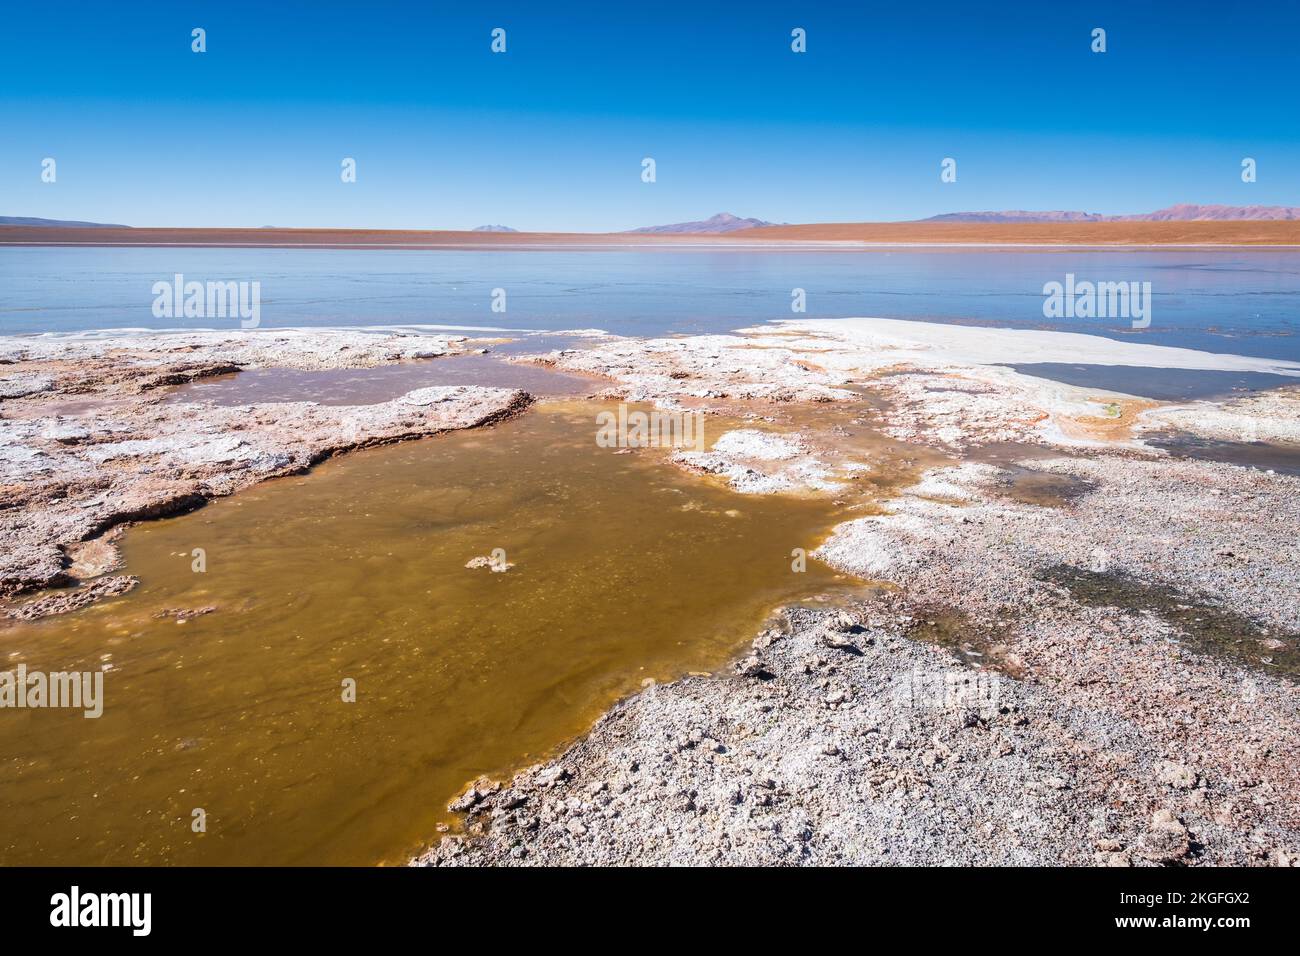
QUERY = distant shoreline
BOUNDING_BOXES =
[3,221,1300,249]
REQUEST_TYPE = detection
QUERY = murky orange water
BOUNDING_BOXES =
[0,399,919,865]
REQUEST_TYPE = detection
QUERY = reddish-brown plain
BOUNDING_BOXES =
[2,220,1299,247]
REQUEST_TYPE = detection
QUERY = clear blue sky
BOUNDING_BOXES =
[2,0,1297,230]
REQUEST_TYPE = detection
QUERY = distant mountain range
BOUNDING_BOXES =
[921,210,1106,223]
[0,216,129,227]
[5,205,1297,232]
[626,212,776,234]
[1120,204,1300,221]
[921,204,1300,223]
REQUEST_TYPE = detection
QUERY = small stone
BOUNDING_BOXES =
[1094,850,1132,867]
[1136,810,1190,863]
[827,610,860,632]
[1155,760,1198,790]
[448,776,500,813]
[499,790,528,810]
[154,605,216,622]
[535,765,571,788]
[818,628,858,651]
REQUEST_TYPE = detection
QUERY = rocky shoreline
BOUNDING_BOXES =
[3,320,1297,866]
[417,318,1300,866]
[416,599,1296,866]
[0,329,530,617]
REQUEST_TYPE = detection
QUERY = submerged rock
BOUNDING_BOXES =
[448,777,501,813]
[464,555,515,573]
[6,575,139,620]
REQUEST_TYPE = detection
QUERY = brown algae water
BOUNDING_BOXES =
[0,399,918,865]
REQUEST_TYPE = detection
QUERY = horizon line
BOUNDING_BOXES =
[6,202,1300,234]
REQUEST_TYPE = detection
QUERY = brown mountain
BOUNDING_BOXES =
[626,212,775,234]
[0,216,129,227]
[922,210,1105,223]
[1116,204,1300,221]
[922,204,1300,223]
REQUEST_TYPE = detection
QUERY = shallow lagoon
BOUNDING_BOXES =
[0,398,918,865]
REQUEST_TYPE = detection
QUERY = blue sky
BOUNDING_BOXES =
[2,0,1297,230]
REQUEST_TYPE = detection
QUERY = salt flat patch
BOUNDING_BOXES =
[0,372,54,399]
[535,317,1300,453]
[710,429,805,461]
[673,450,836,495]
[908,466,996,501]
[399,385,506,407]
[1136,389,1300,445]
[540,334,852,405]
[811,516,919,577]
[0,327,476,370]
[672,429,847,495]
[754,318,1300,376]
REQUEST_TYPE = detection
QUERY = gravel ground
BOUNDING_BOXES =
[415,602,1297,866]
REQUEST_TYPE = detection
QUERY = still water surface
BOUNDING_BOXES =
[3,246,1298,361]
